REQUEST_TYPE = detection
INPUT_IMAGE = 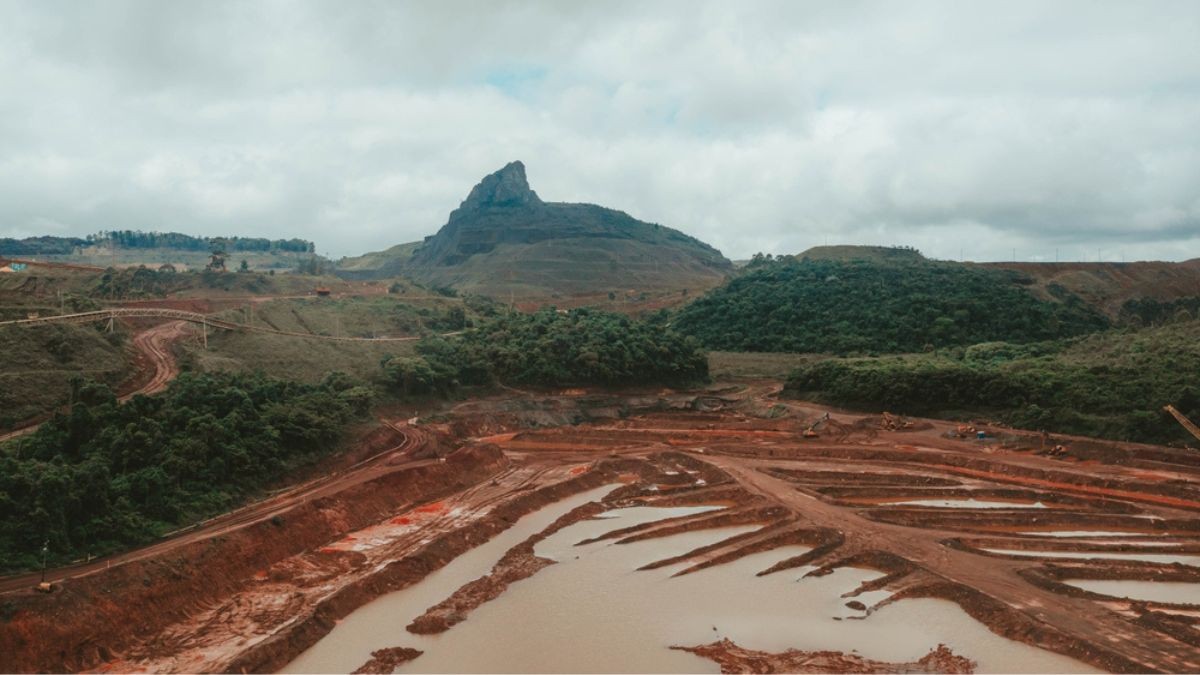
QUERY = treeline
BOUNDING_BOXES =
[674,258,1109,355]
[1,232,315,256]
[89,231,314,253]
[0,372,371,571]
[0,236,88,256]
[783,321,1200,445]
[1121,296,1200,327]
[381,307,708,395]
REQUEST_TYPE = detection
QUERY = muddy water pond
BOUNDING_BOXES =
[285,496,1092,674]
[887,498,1048,509]
[985,549,1200,566]
[1065,579,1200,605]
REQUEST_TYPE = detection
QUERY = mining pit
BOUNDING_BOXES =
[5,383,1200,673]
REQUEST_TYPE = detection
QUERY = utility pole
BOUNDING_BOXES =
[40,540,48,584]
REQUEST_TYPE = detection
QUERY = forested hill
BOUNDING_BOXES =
[673,257,1110,354]
[0,231,314,256]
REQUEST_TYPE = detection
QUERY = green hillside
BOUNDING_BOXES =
[0,324,131,430]
[783,318,1200,445]
[673,257,1109,354]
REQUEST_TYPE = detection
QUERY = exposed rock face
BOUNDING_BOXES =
[453,161,542,213]
[339,161,732,296]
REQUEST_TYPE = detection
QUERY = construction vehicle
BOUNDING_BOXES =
[803,413,830,438]
[1164,405,1200,444]
[880,412,913,431]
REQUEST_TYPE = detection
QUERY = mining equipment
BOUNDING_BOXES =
[803,412,830,438]
[880,412,913,431]
[1164,405,1200,444]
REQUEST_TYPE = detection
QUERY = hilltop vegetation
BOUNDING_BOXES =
[382,307,708,394]
[674,257,1109,354]
[783,319,1200,445]
[3,230,318,271]
[0,236,88,256]
[0,372,370,571]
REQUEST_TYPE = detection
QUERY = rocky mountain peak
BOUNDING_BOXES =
[456,161,542,213]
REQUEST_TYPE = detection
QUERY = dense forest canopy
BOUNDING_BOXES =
[1120,296,1200,327]
[783,319,1200,445]
[92,231,314,253]
[0,372,370,571]
[673,258,1109,354]
[382,307,708,394]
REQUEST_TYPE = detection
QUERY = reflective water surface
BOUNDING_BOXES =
[285,498,1093,674]
[1065,579,1200,605]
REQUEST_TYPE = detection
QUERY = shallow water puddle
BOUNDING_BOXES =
[286,499,1092,674]
[1019,530,1162,538]
[283,484,625,673]
[1065,579,1200,605]
[986,548,1200,566]
[886,498,1048,509]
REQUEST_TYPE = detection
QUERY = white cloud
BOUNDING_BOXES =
[0,0,1197,262]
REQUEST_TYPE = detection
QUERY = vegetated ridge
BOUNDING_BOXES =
[337,161,733,297]
[984,258,1200,319]
[674,252,1110,355]
[784,317,1200,445]
[2,230,318,271]
[381,306,708,394]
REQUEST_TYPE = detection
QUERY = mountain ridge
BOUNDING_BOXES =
[338,162,732,297]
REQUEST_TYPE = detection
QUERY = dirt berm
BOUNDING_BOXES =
[0,437,504,673]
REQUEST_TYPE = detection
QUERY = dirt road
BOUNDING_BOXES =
[120,320,189,400]
[0,320,189,444]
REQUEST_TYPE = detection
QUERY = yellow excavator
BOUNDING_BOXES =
[1164,405,1200,444]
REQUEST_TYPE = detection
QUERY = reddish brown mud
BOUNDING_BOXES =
[4,384,1200,673]
[673,638,975,674]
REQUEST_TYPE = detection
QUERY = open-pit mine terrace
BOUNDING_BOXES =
[5,385,1200,673]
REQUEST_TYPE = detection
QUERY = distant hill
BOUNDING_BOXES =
[1,231,317,271]
[673,257,1110,354]
[337,161,732,296]
[982,260,1200,319]
[796,245,926,263]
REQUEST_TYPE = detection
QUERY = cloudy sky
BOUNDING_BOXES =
[2,1,1198,262]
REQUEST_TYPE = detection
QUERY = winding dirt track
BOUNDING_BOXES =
[0,320,190,445]
[120,320,189,400]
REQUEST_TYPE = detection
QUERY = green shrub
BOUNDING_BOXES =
[0,371,369,571]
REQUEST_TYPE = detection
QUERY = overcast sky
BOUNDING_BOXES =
[1,1,1198,262]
